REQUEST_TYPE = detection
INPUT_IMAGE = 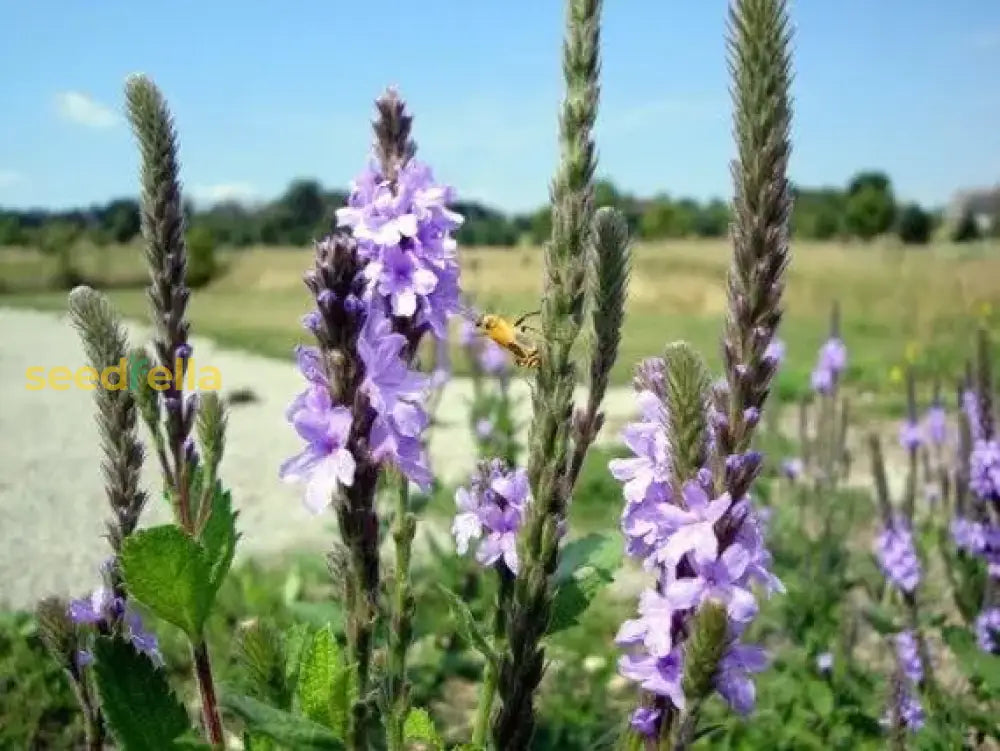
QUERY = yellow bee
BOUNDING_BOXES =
[462,305,541,368]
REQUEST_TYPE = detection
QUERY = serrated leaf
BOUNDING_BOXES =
[121,525,212,638]
[403,708,443,749]
[548,566,614,635]
[435,584,497,664]
[199,484,239,597]
[297,625,340,728]
[285,622,314,687]
[554,533,620,585]
[221,692,344,750]
[944,625,1000,694]
[92,636,191,750]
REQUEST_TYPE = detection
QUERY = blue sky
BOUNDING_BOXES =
[0,0,997,213]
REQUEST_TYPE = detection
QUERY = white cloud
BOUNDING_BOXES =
[54,91,118,128]
[0,170,21,189]
[189,182,258,205]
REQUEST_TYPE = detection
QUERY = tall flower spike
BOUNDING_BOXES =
[125,74,196,529]
[713,0,793,506]
[67,287,147,585]
[493,1,602,747]
[568,206,631,487]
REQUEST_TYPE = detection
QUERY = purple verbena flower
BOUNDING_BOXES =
[963,389,983,442]
[715,643,768,715]
[818,337,847,375]
[629,706,661,738]
[875,519,921,593]
[279,382,356,514]
[617,647,686,712]
[951,516,987,555]
[924,404,948,446]
[881,687,925,733]
[336,160,463,337]
[475,418,494,440]
[780,457,804,480]
[660,544,759,626]
[898,420,923,452]
[763,337,786,366]
[894,631,922,684]
[68,586,118,625]
[970,438,1000,502]
[452,461,531,574]
[976,608,1000,653]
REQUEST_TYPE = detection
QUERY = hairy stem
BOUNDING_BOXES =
[387,477,416,751]
[192,638,225,747]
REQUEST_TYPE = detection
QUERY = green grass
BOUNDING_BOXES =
[3,239,1000,410]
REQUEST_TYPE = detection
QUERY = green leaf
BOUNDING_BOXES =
[435,584,497,664]
[121,525,213,637]
[806,680,834,715]
[293,625,353,738]
[554,533,620,584]
[285,622,314,687]
[92,636,191,750]
[861,603,900,635]
[944,625,1000,694]
[297,625,340,728]
[199,484,239,597]
[403,708,443,749]
[548,565,614,635]
[221,692,345,750]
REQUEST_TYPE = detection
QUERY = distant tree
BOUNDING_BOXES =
[790,185,844,239]
[528,207,552,245]
[897,203,932,245]
[843,171,896,240]
[693,199,730,237]
[39,221,83,288]
[0,214,25,245]
[279,179,326,245]
[102,199,141,243]
[187,225,218,287]
[952,209,981,243]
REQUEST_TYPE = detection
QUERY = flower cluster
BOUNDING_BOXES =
[898,419,923,452]
[882,681,925,734]
[610,370,782,735]
[281,303,433,511]
[970,438,1000,503]
[68,584,162,667]
[924,402,948,446]
[452,460,532,574]
[810,336,847,395]
[874,519,921,593]
[962,389,983,441]
[336,160,463,339]
[976,608,1000,653]
[281,161,462,512]
[894,631,923,684]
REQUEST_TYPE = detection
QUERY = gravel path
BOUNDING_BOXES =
[0,306,905,612]
[0,307,638,611]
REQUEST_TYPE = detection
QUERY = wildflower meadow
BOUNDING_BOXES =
[3,0,1000,749]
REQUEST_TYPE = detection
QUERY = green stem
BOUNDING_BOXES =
[472,573,512,747]
[387,477,415,751]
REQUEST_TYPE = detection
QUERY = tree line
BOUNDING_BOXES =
[0,171,995,252]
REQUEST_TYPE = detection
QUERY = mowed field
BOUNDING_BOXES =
[3,238,1000,411]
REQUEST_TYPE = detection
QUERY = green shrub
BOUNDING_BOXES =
[187,225,218,287]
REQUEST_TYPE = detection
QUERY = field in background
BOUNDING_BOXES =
[2,238,1000,409]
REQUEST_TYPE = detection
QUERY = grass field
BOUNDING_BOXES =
[3,238,1000,411]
